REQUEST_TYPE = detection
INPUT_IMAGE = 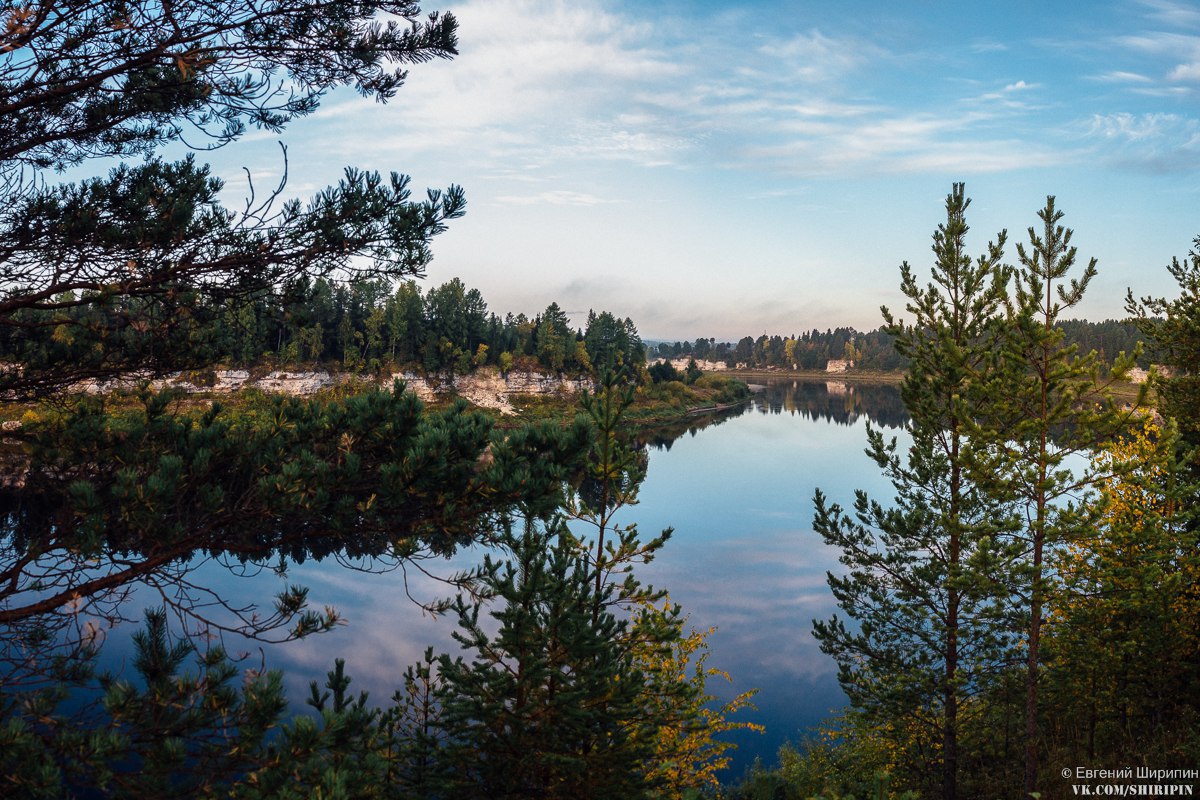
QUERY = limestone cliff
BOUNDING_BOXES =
[78,367,593,416]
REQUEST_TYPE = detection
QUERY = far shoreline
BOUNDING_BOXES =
[725,368,904,384]
[724,367,1146,404]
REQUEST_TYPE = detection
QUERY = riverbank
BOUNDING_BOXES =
[2,362,1145,434]
[727,367,1148,404]
[501,372,753,428]
[728,368,904,385]
[0,365,755,436]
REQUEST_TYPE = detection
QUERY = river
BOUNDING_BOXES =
[91,377,909,779]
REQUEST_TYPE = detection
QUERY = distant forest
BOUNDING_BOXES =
[652,317,1152,372]
[211,276,648,376]
[191,275,1158,375]
[11,273,1149,379]
[187,275,1162,375]
[1,276,646,379]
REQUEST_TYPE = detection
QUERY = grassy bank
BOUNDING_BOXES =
[506,372,753,427]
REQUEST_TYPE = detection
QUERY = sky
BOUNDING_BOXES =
[214,0,1200,341]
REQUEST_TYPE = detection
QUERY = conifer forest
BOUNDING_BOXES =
[1,3,1198,799]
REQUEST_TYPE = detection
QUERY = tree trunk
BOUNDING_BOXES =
[944,592,959,800]
[1024,514,1045,799]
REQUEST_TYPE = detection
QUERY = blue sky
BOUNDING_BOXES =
[216,0,1200,340]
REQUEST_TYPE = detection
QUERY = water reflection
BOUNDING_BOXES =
[263,379,908,775]
[747,378,907,428]
[3,378,909,781]
[628,378,907,772]
[642,378,906,454]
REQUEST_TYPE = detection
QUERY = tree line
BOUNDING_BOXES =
[199,277,647,377]
[653,317,1149,373]
[0,273,646,380]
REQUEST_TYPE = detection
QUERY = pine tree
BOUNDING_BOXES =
[568,370,667,623]
[1,386,590,671]
[431,516,665,800]
[977,196,1142,796]
[534,302,576,373]
[1127,235,1200,503]
[401,373,750,799]
[0,2,464,398]
[0,608,288,798]
[0,0,603,670]
[812,185,1019,799]
[1042,416,1200,767]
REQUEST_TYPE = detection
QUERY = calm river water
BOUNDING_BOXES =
[100,377,909,778]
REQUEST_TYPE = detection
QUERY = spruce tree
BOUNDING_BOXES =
[813,185,1018,799]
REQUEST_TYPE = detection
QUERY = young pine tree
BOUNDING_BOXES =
[407,371,749,799]
[978,196,1142,797]
[430,515,669,800]
[813,185,1019,800]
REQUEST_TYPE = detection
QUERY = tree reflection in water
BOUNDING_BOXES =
[643,378,906,453]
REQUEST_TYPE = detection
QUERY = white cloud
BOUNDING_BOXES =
[1117,31,1200,57]
[977,80,1044,108]
[1169,62,1200,82]
[289,1,1083,186]
[969,39,1008,54]
[1084,17,1200,97]
[729,102,1068,178]
[1116,31,1200,83]
[257,0,1200,209]
[893,142,1065,174]
[312,0,682,164]
[1088,111,1189,140]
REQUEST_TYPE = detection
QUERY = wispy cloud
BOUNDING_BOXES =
[975,79,1046,110]
[1138,0,1200,30]
[1093,70,1155,84]
[969,39,1008,54]
[1089,111,1188,140]
[1113,30,1200,91]
[494,190,612,206]
[296,0,1105,185]
[757,29,884,84]
[312,0,683,165]
[1085,112,1200,172]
